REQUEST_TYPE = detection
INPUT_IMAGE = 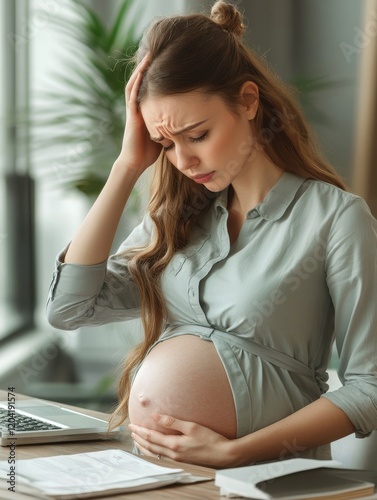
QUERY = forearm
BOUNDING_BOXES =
[64,160,140,265]
[231,398,355,466]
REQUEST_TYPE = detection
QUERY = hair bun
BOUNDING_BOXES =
[210,1,245,37]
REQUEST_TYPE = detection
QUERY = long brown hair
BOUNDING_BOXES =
[110,1,346,428]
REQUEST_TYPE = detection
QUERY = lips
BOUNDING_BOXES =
[192,171,215,184]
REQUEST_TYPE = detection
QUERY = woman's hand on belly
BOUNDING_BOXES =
[128,413,239,468]
[128,335,237,439]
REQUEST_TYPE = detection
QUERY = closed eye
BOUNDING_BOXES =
[162,131,209,152]
[190,131,208,143]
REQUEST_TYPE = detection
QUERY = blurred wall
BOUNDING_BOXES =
[253,0,364,185]
[292,0,364,185]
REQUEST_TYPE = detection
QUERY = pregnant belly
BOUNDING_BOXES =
[128,334,237,439]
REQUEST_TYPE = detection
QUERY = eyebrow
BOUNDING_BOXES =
[150,119,209,142]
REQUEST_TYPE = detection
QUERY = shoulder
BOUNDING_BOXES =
[301,180,377,256]
[300,178,375,227]
[302,178,362,209]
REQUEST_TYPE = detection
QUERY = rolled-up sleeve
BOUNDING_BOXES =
[322,197,377,437]
[46,214,153,330]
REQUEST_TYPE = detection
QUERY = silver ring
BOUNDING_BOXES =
[156,454,161,459]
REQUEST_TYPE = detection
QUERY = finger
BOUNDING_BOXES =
[151,414,192,434]
[126,69,142,107]
[129,424,181,453]
[131,430,167,458]
[127,71,143,112]
[129,424,163,445]
[125,53,150,102]
[138,51,151,70]
[126,53,150,87]
[133,440,155,457]
[133,436,179,463]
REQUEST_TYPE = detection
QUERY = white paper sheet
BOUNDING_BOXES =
[0,449,208,498]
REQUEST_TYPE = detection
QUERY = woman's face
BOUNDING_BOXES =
[140,89,258,192]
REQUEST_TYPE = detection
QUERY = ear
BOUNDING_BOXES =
[239,81,259,120]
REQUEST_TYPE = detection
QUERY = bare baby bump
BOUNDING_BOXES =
[128,335,237,439]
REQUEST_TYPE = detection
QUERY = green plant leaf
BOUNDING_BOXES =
[106,0,140,52]
[291,75,349,94]
[91,375,115,397]
[68,172,107,196]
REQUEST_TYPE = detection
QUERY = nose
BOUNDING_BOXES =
[174,144,198,172]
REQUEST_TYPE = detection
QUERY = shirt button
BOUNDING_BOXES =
[248,209,258,219]
[188,288,195,298]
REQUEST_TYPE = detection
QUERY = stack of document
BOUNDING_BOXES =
[215,458,377,499]
[0,449,210,499]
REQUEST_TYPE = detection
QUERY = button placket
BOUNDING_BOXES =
[188,277,207,322]
[189,210,230,324]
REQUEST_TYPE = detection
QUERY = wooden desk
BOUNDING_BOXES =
[0,391,220,499]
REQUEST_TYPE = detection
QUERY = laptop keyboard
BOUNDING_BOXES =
[0,408,62,432]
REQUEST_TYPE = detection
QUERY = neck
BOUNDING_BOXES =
[229,152,284,216]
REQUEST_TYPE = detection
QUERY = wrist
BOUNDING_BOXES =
[111,154,142,176]
[225,435,259,467]
[110,157,142,184]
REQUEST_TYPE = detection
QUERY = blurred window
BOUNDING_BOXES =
[0,0,34,340]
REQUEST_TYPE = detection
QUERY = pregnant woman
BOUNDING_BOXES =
[47,1,377,467]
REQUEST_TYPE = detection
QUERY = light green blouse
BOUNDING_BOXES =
[47,172,377,446]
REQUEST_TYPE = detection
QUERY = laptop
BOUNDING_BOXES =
[0,398,121,446]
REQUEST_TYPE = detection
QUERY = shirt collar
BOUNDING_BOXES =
[214,172,307,221]
[214,188,229,213]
